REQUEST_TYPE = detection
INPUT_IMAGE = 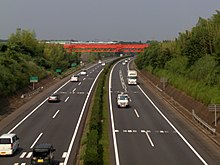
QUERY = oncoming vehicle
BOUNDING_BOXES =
[48,93,60,103]
[101,62,105,66]
[70,75,79,82]
[122,62,126,65]
[80,69,87,75]
[0,133,19,156]
[117,92,130,108]
[31,144,55,165]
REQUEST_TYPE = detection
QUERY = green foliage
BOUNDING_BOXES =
[135,10,220,105]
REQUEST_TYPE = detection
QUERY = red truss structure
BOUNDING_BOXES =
[64,43,149,53]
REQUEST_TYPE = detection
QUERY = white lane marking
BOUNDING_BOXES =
[20,152,27,158]
[59,163,64,165]
[26,152,32,158]
[109,60,122,165]
[14,163,19,165]
[78,82,81,85]
[83,78,86,80]
[7,80,70,134]
[141,130,145,133]
[21,163,26,165]
[72,88,76,93]
[123,130,127,133]
[53,110,60,119]
[137,85,208,165]
[115,130,119,133]
[128,130,132,133]
[64,97,69,102]
[62,152,68,158]
[134,109,140,118]
[63,69,104,165]
[133,130,137,133]
[145,130,154,147]
[30,133,43,149]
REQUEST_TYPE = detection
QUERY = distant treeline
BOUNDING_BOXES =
[0,29,81,96]
[135,10,220,104]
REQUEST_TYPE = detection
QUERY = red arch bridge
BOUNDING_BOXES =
[64,43,149,53]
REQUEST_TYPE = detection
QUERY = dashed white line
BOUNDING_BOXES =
[78,82,81,85]
[145,130,154,147]
[14,163,19,165]
[115,130,119,133]
[64,97,69,102]
[26,152,32,158]
[72,88,76,93]
[134,109,140,118]
[19,152,26,158]
[30,133,43,149]
[83,78,86,80]
[53,110,60,119]
[62,152,68,158]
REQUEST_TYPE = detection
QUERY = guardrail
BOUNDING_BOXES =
[192,109,216,134]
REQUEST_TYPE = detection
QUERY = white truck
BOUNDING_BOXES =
[127,70,137,85]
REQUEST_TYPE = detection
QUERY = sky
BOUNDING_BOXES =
[1,0,220,42]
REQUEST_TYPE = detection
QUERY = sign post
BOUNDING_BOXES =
[30,76,38,90]
[208,104,220,127]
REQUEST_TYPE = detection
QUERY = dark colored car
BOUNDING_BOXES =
[31,144,55,165]
[48,94,60,103]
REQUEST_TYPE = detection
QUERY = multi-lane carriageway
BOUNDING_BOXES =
[0,57,220,165]
[0,59,111,165]
[109,60,220,165]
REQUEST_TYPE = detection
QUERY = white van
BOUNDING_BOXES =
[0,133,19,156]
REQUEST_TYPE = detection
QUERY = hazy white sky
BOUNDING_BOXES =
[1,0,220,41]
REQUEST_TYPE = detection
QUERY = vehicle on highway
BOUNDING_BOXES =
[122,62,126,65]
[124,59,128,63]
[31,143,55,165]
[101,62,105,66]
[70,75,79,82]
[0,133,19,156]
[48,93,60,103]
[98,60,102,64]
[127,70,138,85]
[117,92,130,108]
[80,69,87,75]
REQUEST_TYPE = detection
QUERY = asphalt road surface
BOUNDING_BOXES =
[109,59,220,165]
[0,61,107,165]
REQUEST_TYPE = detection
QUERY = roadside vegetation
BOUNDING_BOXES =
[135,10,220,105]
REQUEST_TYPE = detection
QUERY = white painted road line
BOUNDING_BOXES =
[14,163,19,165]
[19,152,27,158]
[145,130,154,147]
[134,109,140,118]
[63,69,104,165]
[138,85,208,165]
[26,152,32,158]
[30,133,43,149]
[62,152,68,158]
[72,88,76,93]
[83,78,86,80]
[53,110,60,119]
[64,97,69,102]
[78,82,81,85]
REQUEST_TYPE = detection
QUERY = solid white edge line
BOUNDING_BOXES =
[145,131,154,147]
[134,109,140,118]
[53,110,60,119]
[8,80,70,134]
[137,85,208,165]
[109,61,122,165]
[30,132,43,149]
[63,68,104,165]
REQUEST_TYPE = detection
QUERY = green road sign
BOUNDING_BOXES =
[56,69,62,73]
[30,76,38,83]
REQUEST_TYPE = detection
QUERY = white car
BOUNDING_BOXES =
[117,93,130,108]
[101,62,105,66]
[0,133,19,156]
[98,60,102,64]
[80,70,87,75]
[70,75,79,82]
[122,62,126,65]
[124,59,128,63]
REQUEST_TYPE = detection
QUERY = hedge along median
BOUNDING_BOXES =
[78,58,121,165]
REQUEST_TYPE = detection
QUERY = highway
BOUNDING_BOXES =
[0,62,106,165]
[109,59,220,165]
